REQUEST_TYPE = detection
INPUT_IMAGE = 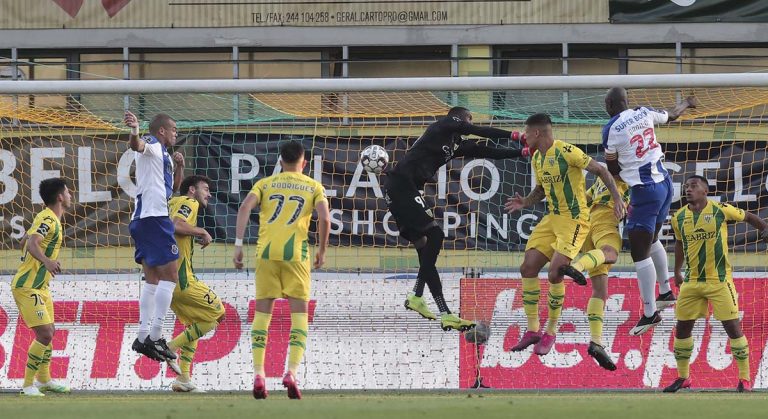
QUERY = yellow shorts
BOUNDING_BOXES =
[255,259,311,301]
[171,279,226,325]
[582,206,622,278]
[676,279,739,321]
[12,288,54,328]
[526,214,590,260]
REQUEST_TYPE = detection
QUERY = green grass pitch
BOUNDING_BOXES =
[1,391,766,419]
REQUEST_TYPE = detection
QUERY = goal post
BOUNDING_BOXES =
[1,74,767,390]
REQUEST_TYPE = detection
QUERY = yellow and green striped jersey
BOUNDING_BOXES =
[586,177,630,209]
[12,207,63,290]
[671,200,745,283]
[169,196,201,291]
[532,140,592,220]
[249,172,327,263]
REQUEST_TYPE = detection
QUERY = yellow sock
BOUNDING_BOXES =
[24,340,47,387]
[587,298,605,345]
[169,321,218,351]
[522,277,541,333]
[178,340,198,382]
[288,312,309,376]
[572,249,606,273]
[730,336,750,381]
[251,311,272,377]
[674,336,694,379]
[36,343,53,384]
[545,282,565,335]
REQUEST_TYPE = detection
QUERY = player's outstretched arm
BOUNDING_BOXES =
[667,96,699,122]
[124,111,145,152]
[585,159,626,220]
[673,240,685,287]
[314,200,331,269]
[173,217,212,248]
[743,211,768,242]
[25,234,61,277]
[504,185,544,213]
[233,192,260,269]
[454,140,530,160]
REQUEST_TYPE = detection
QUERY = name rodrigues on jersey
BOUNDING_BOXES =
[268,182,316,193]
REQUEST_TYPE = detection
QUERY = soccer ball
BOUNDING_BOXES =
[463,322,491,345]
[360,145,389,174]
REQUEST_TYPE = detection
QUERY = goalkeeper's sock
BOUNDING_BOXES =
[522,277,541,333]
[36,343,53,384]
[572,249,606,273]
[587,298,605,345]
[287,312,309,376]
[545,282,566,335]
[149,280,175,341]
[730,336,750,381]
[635,258,658,317]
[673,336,694,379]
[138,283,157,342]
[650,240,672,294]
[412,276,426,298]
[178,340,198,382]
[251,311,272,377]
[169,321,218,351]
[24,340,47,388]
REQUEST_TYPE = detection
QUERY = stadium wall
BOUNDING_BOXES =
[1,274,768,390]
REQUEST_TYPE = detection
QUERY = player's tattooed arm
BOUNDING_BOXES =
[585,159,626,220]
[504,185,545,213]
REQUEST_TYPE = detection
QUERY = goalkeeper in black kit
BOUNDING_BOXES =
[384,106,529,331]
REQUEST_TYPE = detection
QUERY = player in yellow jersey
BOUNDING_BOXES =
[664,175,768,393]
[504,113,626,356]
[233,140,330,400]
[562,176,630,371]
[11,178,72,397]
[162,175,225,392]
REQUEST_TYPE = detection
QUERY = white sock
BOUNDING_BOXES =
[138,283,157,341]
[650,240,672,294]
[635,257,658,317]
[149,280,176,341]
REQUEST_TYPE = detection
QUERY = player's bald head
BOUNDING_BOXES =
[604,87,629,116]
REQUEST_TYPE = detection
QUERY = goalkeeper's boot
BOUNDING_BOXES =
[559,264,587,286]
[282,372,302,400]
[35,380,70,393]
[144,337,177,361]
[737,379,752,393]
[510,331,542,352]
[587,342,617,371]
[629,311,662,336]
[20,386,45,397]
[440,314,475,332]
[171,379,205,393]
[253,375,267,399]
[533,333,556,356]
[656,291,677,310]
[404,293,437,320]
[663,377,692,393]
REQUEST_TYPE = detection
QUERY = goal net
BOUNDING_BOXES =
[1,76,767,391]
